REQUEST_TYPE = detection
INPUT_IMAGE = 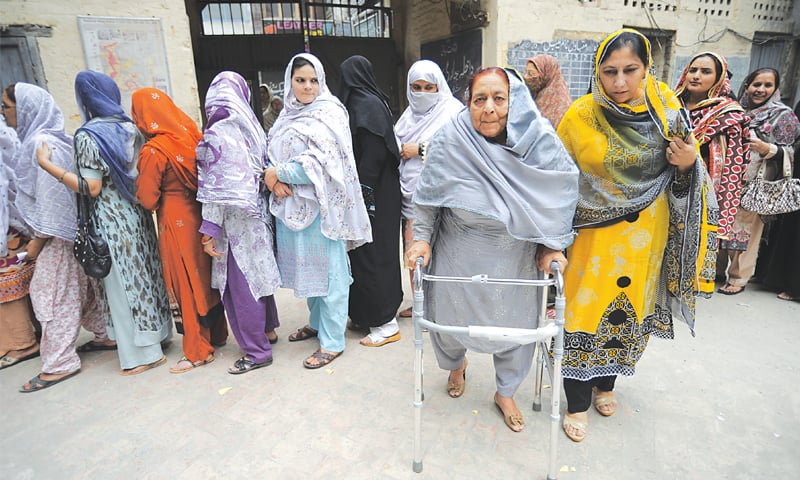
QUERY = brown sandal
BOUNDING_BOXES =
[303,349,341,369]
[120,355,167,376]
[288,325,318,342]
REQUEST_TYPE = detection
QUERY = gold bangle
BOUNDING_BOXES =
[58,171,68,183]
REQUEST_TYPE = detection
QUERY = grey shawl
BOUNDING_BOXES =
[414,69,579,250]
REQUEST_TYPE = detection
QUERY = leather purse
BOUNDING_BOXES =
[740,155,800,216]
[73,174,112,278]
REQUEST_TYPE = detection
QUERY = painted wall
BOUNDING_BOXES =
[405,0,797,103]
[0,0,200,132]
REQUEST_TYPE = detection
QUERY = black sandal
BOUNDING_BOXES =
[717,284,745,295]
[288,325,318,342]
[227,356,273,375]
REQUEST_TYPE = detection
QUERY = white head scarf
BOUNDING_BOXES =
[394,60,464,217]
[0,116,19,256]
[268,53,372,250]
[12,83,77,241]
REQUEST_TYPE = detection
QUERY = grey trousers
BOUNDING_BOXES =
[430,331,535,398]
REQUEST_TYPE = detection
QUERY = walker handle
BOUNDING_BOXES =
[413,257,424,291]
[549,261,564,295]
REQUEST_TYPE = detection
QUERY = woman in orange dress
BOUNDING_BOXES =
[132,88,228,373]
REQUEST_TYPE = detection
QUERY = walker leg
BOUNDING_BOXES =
[413,327,424,473]
[532,341,543,411]
[546,293,566,480]
[412,276,425,473]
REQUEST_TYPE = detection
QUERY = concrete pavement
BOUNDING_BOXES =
[1,279,798,479]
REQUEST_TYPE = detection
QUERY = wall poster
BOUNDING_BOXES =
[77,16,171,112]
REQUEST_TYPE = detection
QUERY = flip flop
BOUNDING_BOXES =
[169,354,215,374]
[288,325,318,342]
[19,370,80,393]
[119,355,167,376]
[228,356,273,374]
[0,349,40,370]
[397,307,412,318]
[777,292,799,302]
[302,349,341,369]
[717,284,745,295]
[76,341,117,352]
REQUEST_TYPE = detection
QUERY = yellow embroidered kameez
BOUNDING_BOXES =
[557,29,718,381]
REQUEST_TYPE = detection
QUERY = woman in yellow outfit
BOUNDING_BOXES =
[556,29,719,442]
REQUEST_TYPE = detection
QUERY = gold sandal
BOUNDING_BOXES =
[446,358,468,398]
[563,413,587,442]
[169,354,215,374]
[592,387,617,417]
[494,393,525,432]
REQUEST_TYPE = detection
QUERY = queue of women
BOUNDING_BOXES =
[2,28,799,442]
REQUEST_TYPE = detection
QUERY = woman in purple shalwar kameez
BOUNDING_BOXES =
[197,71,282,374]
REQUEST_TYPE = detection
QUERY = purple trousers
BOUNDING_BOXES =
[223,251,279,364]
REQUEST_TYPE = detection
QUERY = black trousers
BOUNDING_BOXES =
[563,376,617,413]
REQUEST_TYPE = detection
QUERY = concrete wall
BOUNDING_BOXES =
[0,0,200,133]
[402,0,451,66]
[493,0,794,59]
[405,0,798,103]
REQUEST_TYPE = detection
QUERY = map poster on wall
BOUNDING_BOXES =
[77,16,171,112]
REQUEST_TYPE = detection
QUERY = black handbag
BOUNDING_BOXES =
[73,174,112,278]
[740,155,800,216]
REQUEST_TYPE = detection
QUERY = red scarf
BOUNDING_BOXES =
[131,88,201,191]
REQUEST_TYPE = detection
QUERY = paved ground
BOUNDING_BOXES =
[1,276,798,480]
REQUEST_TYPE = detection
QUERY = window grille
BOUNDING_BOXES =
[199,1,392,38]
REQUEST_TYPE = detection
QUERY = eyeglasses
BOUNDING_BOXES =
[0,103,15,111]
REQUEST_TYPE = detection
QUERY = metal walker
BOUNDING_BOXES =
[411,258,566,480]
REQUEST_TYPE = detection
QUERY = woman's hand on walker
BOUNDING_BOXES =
[536,246,567,275]
[405,240,431,269]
